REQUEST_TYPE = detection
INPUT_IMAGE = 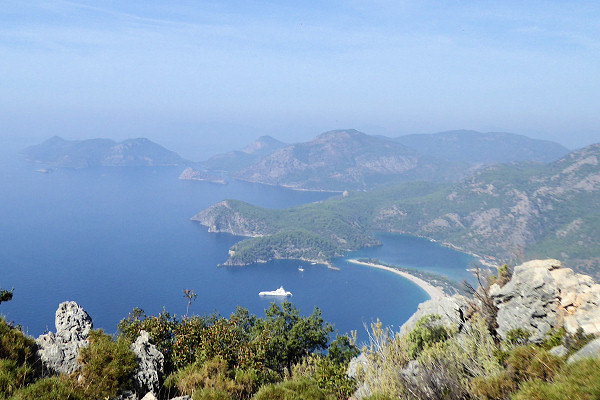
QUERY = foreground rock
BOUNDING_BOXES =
[400,294,470,336]
[567,337,600,364]
[490,259,600,342]
[36,301,93,374]
[131,330,164,397]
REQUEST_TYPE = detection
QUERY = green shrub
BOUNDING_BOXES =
[512,358,600,400]
[10,377,82,400]
[0,359,33,399]
[326,335,359,365]
[192,388,234,400]
[406,314,451,359]
[75,330,137,400]
[292,355,356,399]
[505,328,531,347]
[541,328,566,350]
[252,378,328,400]
[470,371,516,400]
[506,346,563,383]
[0,318,36,366]
[165,356,270,399]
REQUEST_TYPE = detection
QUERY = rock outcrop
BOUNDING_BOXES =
[36,301,93,375]
[400,294,470,336]
[131,330,164,397]
[490,259,600,342]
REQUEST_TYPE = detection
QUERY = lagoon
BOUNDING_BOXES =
[0,145,473,342]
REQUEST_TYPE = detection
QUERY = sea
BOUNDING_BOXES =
[0,143,475,344]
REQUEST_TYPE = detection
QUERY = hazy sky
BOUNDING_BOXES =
[1,0,599,159]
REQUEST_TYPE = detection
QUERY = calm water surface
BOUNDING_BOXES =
[0,145,472,343]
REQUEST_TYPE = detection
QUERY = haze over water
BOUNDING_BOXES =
[0,145,472,342]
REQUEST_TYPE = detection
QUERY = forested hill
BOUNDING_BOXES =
[22,136,188,168]
[194,143,600,277]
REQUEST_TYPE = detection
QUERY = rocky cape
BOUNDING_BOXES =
[22,136,188,168]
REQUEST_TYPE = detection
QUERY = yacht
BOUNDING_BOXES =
[258,286,292,297]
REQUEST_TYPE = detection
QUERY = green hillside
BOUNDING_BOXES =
[194,143,600,277]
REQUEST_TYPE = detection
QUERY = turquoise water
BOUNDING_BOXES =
[0,144,472,343]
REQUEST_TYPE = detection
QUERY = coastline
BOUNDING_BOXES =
[347,259,445,299]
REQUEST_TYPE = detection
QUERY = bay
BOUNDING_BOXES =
[0,144,472,343]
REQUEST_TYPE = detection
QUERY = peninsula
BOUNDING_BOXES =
[347,259,445,299]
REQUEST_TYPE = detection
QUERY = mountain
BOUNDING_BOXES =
[202,135,287,172]
[22,136,188,168]
[396,130,570,164]
[194,143,600,277]
[234,129,470,191]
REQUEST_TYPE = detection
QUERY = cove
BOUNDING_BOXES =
[0,146,473,343]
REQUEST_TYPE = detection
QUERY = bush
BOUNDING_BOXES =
[10,377,82,400]
[512,358,600,400]
[0,318,36,366]
[406,315,451,359]
[0,359,33,399]
[292,355,356,399]
[506,346,563,383]
[469,371,516,400]
[252,378,329,400]
[541,328,566,350]
[75,330,137,400]
[355,320,411,398]
[505,328,531,347]
[326,335,359,365]
[165,356,271,400]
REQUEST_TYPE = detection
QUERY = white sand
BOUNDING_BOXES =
[347,259,445,299]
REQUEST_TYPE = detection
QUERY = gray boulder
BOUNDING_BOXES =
[36,301,93,374]
[549,345,568,358]
[567,337,600,364]
[491,259,600,342]
[131,330,164,397]
[400,294,470,336]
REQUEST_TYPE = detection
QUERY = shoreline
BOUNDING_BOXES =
[347,259,445,299]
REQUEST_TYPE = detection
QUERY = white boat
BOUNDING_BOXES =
[259,286,292,297]
[298,266,304,272]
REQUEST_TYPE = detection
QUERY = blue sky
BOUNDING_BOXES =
[1,0,599,159]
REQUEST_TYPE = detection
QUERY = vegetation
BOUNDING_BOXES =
[0,288,12,305]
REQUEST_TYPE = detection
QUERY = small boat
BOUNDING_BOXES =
[298,266,304,272]
[259,286,292,297]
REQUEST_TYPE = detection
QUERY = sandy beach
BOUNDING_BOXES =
[347,259,445,299]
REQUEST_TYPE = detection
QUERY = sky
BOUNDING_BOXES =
[1,0,599,160]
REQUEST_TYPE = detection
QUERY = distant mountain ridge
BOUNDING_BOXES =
[396,130,570,164]
[203,129,569,191]
[202,135,287,172]
[233,129,469,191]
[22,136,188,168]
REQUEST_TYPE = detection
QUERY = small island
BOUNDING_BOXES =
[179,167,227,184]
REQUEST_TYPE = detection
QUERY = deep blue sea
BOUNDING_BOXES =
[0,144,474,343]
